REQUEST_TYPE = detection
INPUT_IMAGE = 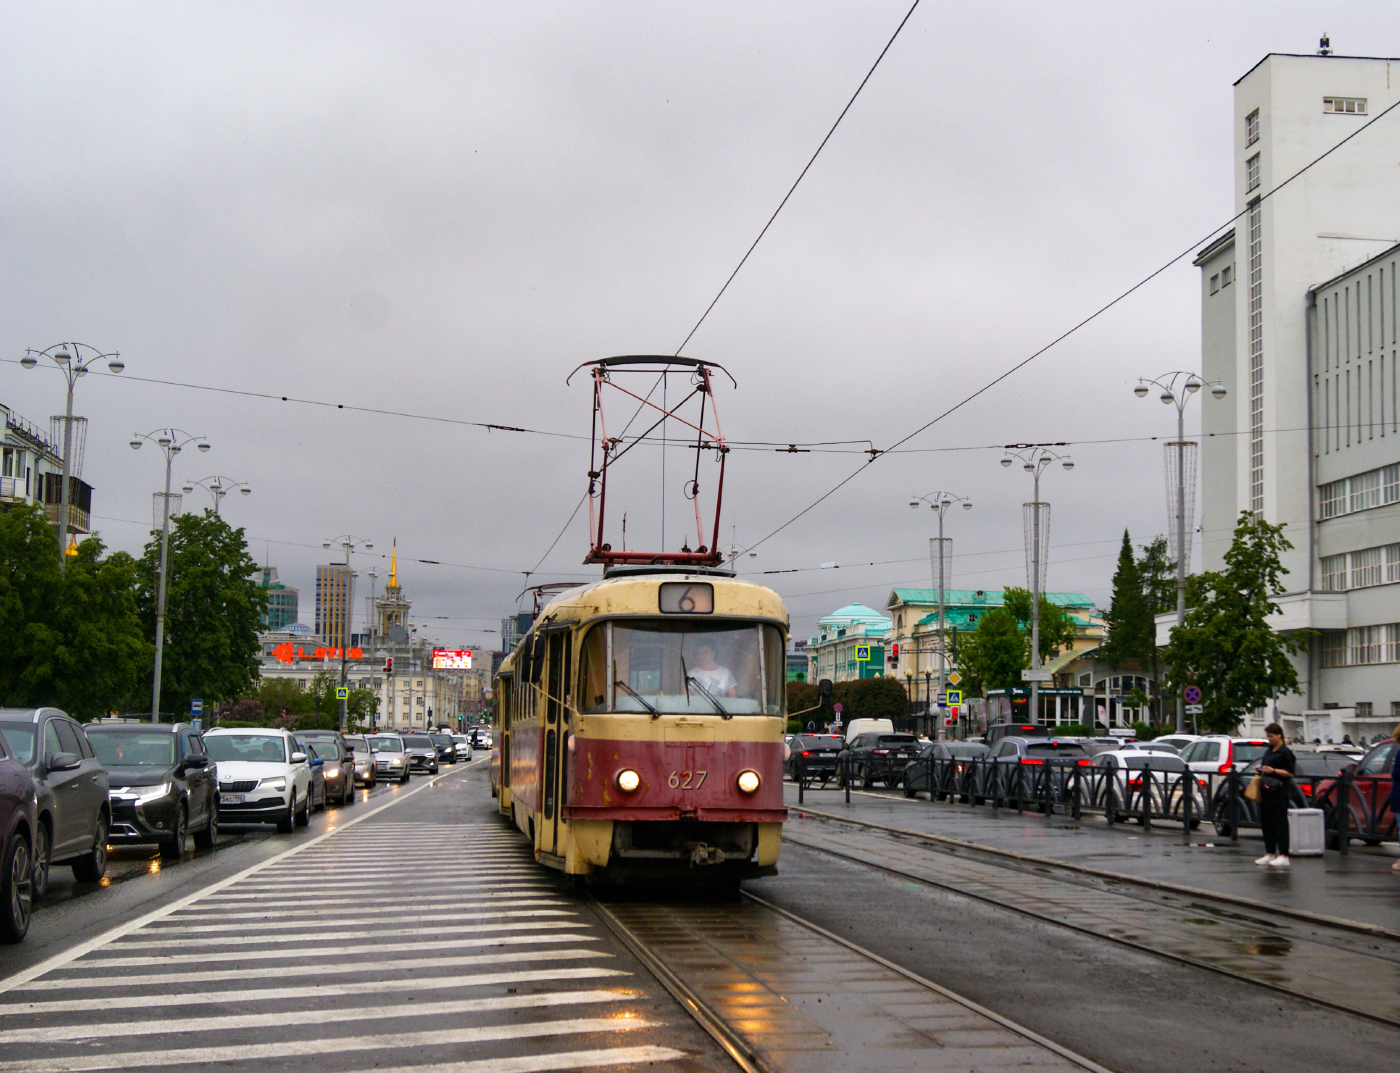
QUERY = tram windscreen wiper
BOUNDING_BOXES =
[614,677,662,720]
[685,673,732,719]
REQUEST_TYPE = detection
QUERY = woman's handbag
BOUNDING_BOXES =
[1244,774,1263,802]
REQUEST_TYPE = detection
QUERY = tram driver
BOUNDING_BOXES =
[688,640,739,698]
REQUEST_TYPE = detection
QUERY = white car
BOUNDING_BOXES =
[1179,735,1271,777]
[203,729,314,833]
[1092,749,1208,823]
[1152,734,1204,753]
[451,734,474,761]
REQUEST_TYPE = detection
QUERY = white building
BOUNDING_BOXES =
[1187,50,1400,741]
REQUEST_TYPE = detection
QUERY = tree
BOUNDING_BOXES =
[1100,531,1150,668]
[1001,587,1077,661]
[959,608,1025,692]
[1164,511,1306,733]
[136,510,267,717]
[1137,536,1175,615]
[0,505,148,717]
[831,676,906,724]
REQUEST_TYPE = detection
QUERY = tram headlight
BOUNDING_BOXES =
[616,769,641,793]
[736,770,761,794]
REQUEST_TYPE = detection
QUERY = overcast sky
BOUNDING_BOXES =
[3,2,1396,646]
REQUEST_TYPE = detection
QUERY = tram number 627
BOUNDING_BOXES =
[668,770,707,790]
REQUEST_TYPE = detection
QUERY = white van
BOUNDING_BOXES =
[842,718,895,741]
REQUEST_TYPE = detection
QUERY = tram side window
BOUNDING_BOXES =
[579,626,609,713]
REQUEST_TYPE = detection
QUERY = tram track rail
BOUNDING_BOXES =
[587,888,1113,1073]
[781,807,1400,1031]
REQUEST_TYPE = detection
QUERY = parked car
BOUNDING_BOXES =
[0,732,38,943]
[842,718,895,742]
[976,736,1092,810]
[203,729,314,833]
[904,741,990,800]
[1090,750,1206,825]
[402,734,440,775]
[786,735,846,782]
[430,732,457,765]
[305,739,355,807]
[343,734,377,787]
[451,734,474,761]
[366,733,411,783]
[838,732,922,789]
[0,708,109,898]
[85,721,218,858]
[984,723,1053,746]
[1152,734,1204,753]
[1311,738,1397,848]
[1179,736,1270,776]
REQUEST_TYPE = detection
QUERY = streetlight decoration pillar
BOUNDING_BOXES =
[323,535,374,731]
[21,343,125,569]
[910,492,972,738]
[131,429,211,722]
[1134,372,1226,732]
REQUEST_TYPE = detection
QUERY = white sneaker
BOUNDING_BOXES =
[1254,854,1275,866]
[1268,855,1291,869]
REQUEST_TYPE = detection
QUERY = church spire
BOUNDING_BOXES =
[389,538,398,588]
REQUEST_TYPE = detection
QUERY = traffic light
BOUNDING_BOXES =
[384,657,394,677]
[888,643,899,666]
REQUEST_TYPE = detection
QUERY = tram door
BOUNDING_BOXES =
[542,633,571,855]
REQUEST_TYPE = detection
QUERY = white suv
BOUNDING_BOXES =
[1179,735,1271,777]
[203,729,314,833]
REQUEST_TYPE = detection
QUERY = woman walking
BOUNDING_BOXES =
[1255,722,1296,869]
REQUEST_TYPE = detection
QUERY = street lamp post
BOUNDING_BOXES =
[1001,448,1074,727]
[181,475,252,516]
[21,343,125,568]
[909,492,972,739]
[131,429,211,722]
[1134,372,1227,732]
[322,535,374,732]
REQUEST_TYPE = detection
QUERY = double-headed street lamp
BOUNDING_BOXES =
[21,343,125,569]
[131,429,211,722]
[1133,371,1226,732]
[181,475,252,516]
[322,535,374,732]
[908,492,972,738]
[1001,448,1074,726]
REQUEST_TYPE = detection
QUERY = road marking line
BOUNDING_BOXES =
[19,949,613,991]
[111,919,581,949]
[221,873,527,890]
[0,1015,660,1072]
[358,1045,686,1073]
[81,932,597,967]
[0,967,629,1016]
[0,760,476,996]
[0,989,636,1043]
[182,889,555,911]
[146,904,571,931]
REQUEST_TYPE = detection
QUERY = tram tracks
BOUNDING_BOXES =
[780,808,1400,1031]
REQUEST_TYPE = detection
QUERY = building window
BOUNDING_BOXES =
[1385,463,1400,503]
[1246,153,1261,193]
[1388,544,1400,584]
[1351,547,1383,588]
[1323,97,1367,115]
[1319,464,1400,519]
[1356,701,1374,718]
[1210,273,1220,295]
[1348,625,1385,665]
[1320,478,1346,518]
[1321,631,1347,668]
[1221,264,1233,287]
[1247,201,1265,511]
[1245,108,1259,146]
[1350,468,1382,512]
[1321,554,1347,591]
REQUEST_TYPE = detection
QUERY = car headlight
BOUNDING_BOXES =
[324,766,340,778]
[135,783,172,804]
[260,777,287,791]
[736,770,761,794]
[616,769,641,793]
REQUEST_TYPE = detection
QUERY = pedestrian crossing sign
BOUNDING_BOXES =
[855,645,871,661]
[336,686,349,700]
[946,689,962,705]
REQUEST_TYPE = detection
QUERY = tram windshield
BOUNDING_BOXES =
[579,622,784,716]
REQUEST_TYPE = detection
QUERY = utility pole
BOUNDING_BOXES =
[322,535,374,731]
[909,492,971,738]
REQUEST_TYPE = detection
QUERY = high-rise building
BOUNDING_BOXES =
[1192,49,1400,738]
[315,564,355,647]
[258,567,299,630]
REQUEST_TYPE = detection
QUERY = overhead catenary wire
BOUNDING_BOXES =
[737,92,1400,557]
[673,0,924,354]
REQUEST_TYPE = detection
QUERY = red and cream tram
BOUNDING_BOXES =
[490,570,788,886]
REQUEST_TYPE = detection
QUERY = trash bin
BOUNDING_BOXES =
[1289,807,1325,857]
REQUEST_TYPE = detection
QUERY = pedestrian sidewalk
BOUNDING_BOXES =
[782,782,1400,933]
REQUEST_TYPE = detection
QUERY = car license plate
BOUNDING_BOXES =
[221,793,245,804]
[821,751,836,756]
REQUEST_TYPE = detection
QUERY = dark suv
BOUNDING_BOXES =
[0,708,109,898]
[0,733,38,942]
[430,732,457,765]
[786,735,846,782]
[86,721,218,858]
[839,733,922,789]
[977,736,1091,809]
[401,734,439,775]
